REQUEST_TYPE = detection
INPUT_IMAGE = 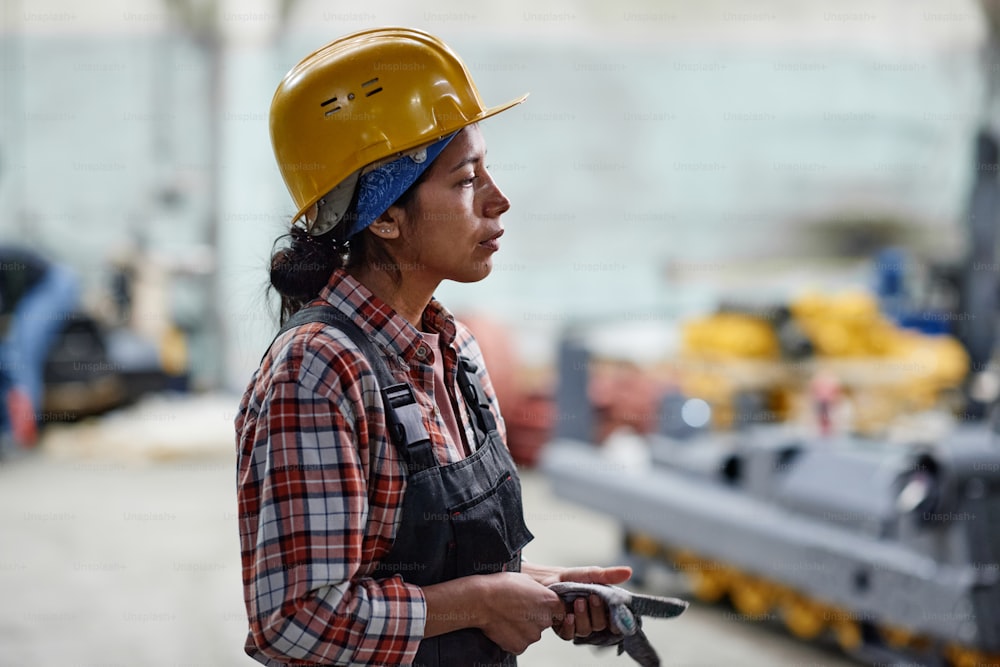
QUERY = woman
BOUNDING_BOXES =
[236,27,630,666]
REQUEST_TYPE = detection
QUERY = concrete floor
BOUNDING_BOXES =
[0,419,858,667]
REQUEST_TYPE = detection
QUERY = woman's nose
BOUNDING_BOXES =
[482,171,511,218]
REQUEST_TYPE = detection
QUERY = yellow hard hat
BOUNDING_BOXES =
[270,27,528,226]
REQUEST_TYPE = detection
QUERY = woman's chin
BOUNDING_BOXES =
[453,260,494,283]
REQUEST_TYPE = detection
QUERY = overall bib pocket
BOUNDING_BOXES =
[450,471,533,575]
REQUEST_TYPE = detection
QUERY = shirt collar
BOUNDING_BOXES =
[315,269,458,362]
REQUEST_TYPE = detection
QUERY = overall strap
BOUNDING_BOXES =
[276,306,394,385]
[267,305,437,472]
[456,356,499,448]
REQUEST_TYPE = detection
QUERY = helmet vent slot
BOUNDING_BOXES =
[319,97,343,117]
[362,78,383,97]
[320,95,342,116]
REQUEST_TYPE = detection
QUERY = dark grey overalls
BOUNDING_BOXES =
[277,306,534,667]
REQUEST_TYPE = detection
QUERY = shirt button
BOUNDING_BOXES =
[415,346,429,359]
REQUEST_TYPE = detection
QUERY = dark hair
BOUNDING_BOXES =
[268,173,427,324]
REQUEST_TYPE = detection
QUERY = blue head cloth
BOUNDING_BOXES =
[348,132,458,238]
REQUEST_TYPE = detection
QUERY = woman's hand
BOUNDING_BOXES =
[423,565,632,654]
[521,563,632,642]
[425,572,564,654]
[474,572,567,655]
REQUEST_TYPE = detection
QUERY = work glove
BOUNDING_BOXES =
[549,582,688,667]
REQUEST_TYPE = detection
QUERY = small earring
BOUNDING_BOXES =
[381,227,390,233]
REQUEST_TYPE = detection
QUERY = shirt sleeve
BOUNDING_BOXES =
[242,365,426,665]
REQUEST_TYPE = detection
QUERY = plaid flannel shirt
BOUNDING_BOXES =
[235,269,506,666]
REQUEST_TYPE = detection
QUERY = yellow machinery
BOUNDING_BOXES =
[677,289,969,435]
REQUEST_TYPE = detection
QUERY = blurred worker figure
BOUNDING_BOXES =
[0,246,80,453]
[809,370,849,437]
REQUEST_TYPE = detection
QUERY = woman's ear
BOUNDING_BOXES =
[367,207,403,240]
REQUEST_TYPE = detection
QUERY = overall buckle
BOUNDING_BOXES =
[382,383,435,471]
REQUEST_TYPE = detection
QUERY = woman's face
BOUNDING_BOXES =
[386,124,511,286]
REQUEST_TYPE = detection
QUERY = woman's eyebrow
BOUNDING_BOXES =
[449,152,487,173]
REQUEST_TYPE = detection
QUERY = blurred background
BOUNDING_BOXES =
[1,0,999,665]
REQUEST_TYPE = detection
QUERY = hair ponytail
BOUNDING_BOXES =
[269,226,345,324]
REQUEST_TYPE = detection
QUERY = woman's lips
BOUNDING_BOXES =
[478,230,503,252]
